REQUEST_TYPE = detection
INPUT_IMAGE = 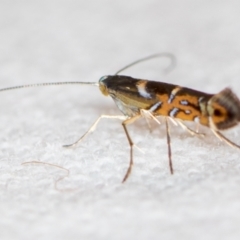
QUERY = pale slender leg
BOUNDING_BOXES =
[121,115,142,183]
[165,117,174,174]
[177,120,205,137]
[141,109,161,132]
[211,129,240,149]
[63,115,126,148]
[168,117,178,126]
[140,109,161,125]
[195,123,200,133]
[144,116,152,132]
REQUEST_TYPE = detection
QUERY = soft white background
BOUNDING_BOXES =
[0,0,240,239]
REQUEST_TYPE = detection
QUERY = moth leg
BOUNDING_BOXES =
[144,116,152,132]
[195,122,200,133]
[141,109,161,132]
[211,129,240,149]
[168,117,178,126]
[165,117,174,174]
[122,114,142,183]
[141,109,161,124]
[63,115,126,148]
[176,120,205,137]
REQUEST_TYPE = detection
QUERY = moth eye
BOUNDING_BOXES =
[214,109,222,116]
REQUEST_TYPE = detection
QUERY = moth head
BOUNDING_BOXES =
[99,75,110,96]
[207,88,240,130]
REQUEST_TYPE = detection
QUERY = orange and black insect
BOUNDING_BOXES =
[1,53,240,182]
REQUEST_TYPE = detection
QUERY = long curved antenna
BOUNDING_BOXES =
[0,81,98,92]
[0,53,175,92]
[115,52,176,75]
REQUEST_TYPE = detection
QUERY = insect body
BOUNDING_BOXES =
[99,74,240,130]
[98,74,240,180]
[1,53,240,182]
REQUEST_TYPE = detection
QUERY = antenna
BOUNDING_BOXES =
[115,52,176,75]
[0,52,176,92]
[0,81,98,92]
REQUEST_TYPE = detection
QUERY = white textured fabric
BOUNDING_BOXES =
[1,1,240,239]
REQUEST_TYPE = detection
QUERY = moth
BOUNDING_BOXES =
[1,53,240,182]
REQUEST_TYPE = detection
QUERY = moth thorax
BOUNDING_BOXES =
[207,88,240,130]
